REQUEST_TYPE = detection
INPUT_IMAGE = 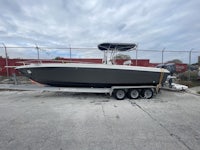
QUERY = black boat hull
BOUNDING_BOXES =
[17,64,169,88]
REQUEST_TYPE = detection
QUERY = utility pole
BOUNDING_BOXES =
[2,43,9,77]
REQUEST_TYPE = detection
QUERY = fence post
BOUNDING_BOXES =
[188,49,193,81]
[161,48,165,64]
[2,43,9,77]
[136,48,138,66]
[69,44,72,61]
[35,44,40,63]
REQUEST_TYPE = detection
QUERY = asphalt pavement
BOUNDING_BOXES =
[0,90,199,150]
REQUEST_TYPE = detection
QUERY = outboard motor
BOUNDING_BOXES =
[156,63,176,88]
[156,63,176,74]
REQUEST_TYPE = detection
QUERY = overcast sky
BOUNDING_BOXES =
[0,0,200,63]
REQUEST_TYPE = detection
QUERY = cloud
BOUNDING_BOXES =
[0,0,199,63]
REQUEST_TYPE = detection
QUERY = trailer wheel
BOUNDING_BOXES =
[127,89,140,99]
[113,89,126,100]
[142,88,154,99]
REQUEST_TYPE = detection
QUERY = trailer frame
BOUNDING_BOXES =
[0,84,158,100]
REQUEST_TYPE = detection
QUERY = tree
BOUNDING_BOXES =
[54,57,62,60]
[166,59,183,64]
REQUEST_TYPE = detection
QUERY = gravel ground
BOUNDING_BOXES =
[0,90,199,150]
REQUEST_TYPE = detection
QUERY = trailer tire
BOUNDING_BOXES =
[127,89,140,99]
[113,89,126,100]
[142,88,154,99]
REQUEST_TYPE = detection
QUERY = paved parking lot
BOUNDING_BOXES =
[0,90,199,150]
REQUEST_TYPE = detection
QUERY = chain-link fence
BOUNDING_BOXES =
[1,45,199,63]
[0,44,200,81]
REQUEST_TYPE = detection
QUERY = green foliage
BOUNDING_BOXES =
[177,70,200,87]
[166,59,183,64]
[178,70,198,81]
[54,57,61,60]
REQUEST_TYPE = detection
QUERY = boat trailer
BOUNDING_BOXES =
[0,84,158,100]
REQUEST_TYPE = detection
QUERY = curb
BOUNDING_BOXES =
[186,89,200,96]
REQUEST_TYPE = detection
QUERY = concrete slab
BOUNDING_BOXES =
[0,90,199,150]
[188,86,200,95]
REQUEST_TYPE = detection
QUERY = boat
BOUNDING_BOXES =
[16,43,170,88]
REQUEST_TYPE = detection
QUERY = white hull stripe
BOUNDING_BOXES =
[16,63,169,73]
